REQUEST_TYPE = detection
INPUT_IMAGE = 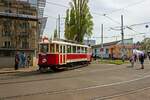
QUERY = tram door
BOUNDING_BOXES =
[59,45,66,64]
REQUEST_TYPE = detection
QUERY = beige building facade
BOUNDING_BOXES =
[0,0,46,68]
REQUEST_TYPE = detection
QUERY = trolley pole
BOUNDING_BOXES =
[55,19,58,39]
[121,15,125,62]
[101,24,104,60]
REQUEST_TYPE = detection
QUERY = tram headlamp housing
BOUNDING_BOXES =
[42,58,47,63]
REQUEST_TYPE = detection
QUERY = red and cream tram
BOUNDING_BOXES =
[38,39,92,71]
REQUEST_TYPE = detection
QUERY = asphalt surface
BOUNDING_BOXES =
[0,60,150,100]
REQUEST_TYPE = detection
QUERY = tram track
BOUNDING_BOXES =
[1,62,150,100]
[92,86,150,100]
[0,65,127,85]
[1,61,146,81]
[1,74,150,100]
[0,64,150,86]
[0,62,133,82]
[0,64,87,80]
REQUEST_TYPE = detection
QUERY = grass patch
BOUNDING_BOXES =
[95,59,129,65]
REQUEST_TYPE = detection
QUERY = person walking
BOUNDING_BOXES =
[18,52,22,68]
[20,52,26,68]
[139,53,145,69]
[134,54,137,62]
[15,52,20,70]
[27,55,31,67]
[148,53,150,60]
[22,52,26,67]
[129,55,135,67]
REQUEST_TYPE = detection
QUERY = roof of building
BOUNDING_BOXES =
[92,38,133,48]
[92,41,119,48]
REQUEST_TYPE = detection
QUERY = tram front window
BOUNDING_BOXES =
[40,44,49,53]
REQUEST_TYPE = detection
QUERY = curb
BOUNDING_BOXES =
[0,70,20,74]
[0,67,38,75]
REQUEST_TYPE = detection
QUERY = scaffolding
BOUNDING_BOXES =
[0,0,47,19]
[38,0,46,17]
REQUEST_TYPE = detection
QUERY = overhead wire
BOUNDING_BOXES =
[44,14,57,19]
[105,0,148,15]
[46,1,69,8]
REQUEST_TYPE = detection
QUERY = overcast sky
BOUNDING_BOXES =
[43,0,150,44]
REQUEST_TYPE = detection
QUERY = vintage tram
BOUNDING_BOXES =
[38,39,92,72]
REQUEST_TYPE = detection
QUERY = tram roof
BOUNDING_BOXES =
[39,40,90,48]
[51,40,90,48]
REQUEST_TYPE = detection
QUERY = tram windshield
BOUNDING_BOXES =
[39,44,49,53]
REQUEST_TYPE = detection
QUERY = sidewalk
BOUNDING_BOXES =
[0,66,38,74]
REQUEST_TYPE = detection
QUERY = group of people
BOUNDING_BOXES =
[129,53,148,69]
[15,52,31,70]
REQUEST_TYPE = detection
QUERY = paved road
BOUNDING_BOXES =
[0,60,150,100]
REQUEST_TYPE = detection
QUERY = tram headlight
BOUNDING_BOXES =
[42,58,47,63]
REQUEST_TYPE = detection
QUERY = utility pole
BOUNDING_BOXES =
[101,24,104,60]
[58,14,61,39]
[121,15,125,62]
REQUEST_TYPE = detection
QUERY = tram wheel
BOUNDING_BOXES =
[39,67,47,73]
[51,66,66,72]
[51,66,60,72]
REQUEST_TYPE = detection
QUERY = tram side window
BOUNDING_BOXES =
[60,45,62,53]
[83,47,86,53]
[77,47,80,53]
[73,46,76,53]
[56,44,59,53]
[40,44,48,53]
[67,45,71,53]
[81,47,84,53]
[85,48,87,53]
[50,44,55,53]
[63,46,66,53]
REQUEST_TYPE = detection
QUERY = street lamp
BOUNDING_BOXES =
[145,25,149,28]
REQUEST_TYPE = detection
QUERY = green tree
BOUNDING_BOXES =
[140,38,150,52]
[53,28,58,39]
[65,0,93,43]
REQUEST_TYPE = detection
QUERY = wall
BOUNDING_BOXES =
[92,45,133,59]
[0,57,15,68]
[109,45,133,59]
[92,47,109,58]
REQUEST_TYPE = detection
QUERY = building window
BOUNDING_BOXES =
[19,22,30,30]
[2,31,12,36]
[2,19,12,36]
[106,48,109,54]
[21,41,29,49]
[5,9,12,13]
[3,1,12,6]
[20,32,29,36]
[3,41,11,48]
